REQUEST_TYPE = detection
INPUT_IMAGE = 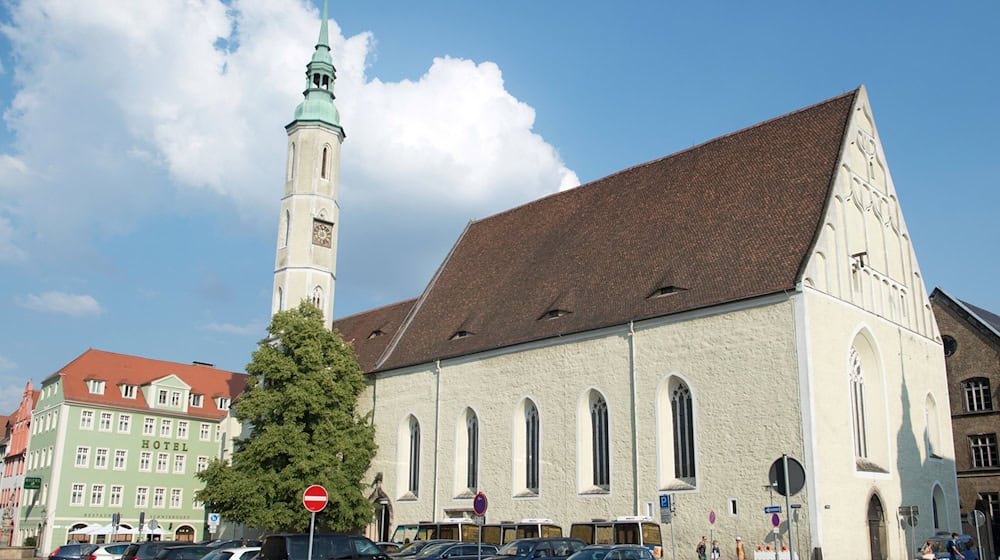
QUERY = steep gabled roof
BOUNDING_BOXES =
[341,90,859,373]
[334,299,417,372]
[931,287,1000,345]
[44,348,248,420]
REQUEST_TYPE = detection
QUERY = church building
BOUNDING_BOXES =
[275,8,957,560]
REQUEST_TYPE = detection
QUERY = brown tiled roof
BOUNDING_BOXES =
[43,348,248,420]
[344,90,858,373]
[334,299,416,372]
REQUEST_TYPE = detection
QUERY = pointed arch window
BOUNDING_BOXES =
[311,286,323,310]
[466,411,479,490]
[671,381,696,479]
[281,210,291,248]
[408,418,421,495]
[591,394,610,489]
[526,400,539,493]
[321,146,329,179]
[850,348,869,458]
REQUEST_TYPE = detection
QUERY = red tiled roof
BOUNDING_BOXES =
[44,349,248,420]
[341,90,858,373]
[334,299,417,372]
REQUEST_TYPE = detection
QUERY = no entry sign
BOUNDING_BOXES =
[473,492,488,516]
[303,484,329,513]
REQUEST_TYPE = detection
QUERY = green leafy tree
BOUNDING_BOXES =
[197,302,377,532]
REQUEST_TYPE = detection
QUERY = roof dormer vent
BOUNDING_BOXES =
[368,329,385,339]
[450,330,473,340]
[649,285,687,298]
[539,309,571,320]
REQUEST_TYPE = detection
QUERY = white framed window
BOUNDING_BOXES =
[143,417,155,435]
[157,390,168,405]
[113,450,127,470]
[190,394,203,408]
[80,410,94,430]
[139,451,152,472]
[121,384,137,399]
[90,484,105,506]
[160,418,173,438]
[177,421,188,439]
[70,483,85,506]
[216,397,231,411]
[87,380,106,395]
[199,423,210,441]
[75,446,90,468]
[99,411,113,432]
[118,413,131,433]
[964,378,993,412]
[156,452,169,473]
[971,434,999,468]
[170,489,182,509]
[94,448,108,469]
[153,487,165,508]
[196,456,209,472]
[135,487,148,507]
[215,425,221,442]
[109,485,123,506]
[173,454,186,474]
[170,391,181,406]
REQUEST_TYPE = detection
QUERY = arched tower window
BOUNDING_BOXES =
[275,287,283,314]
[408,417,420,495]
[591,393,610,489]
[671,381,696,479]
[526,400,539,493]
[850,348,869,459]
[281,210,291,248]
[311,286,323,310]
[287,143,296,180]
[321,146,329,179]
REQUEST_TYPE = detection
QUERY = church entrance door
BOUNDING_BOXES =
[867,494,887,560]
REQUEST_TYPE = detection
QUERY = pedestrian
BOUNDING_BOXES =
[695,536,707,560]
[945,533,965,560]
[921,539,935,560]
[735,537,745,560]
[710,540,720,560]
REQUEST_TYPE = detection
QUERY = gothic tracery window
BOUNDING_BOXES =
[526,400,539,493]
[850,348,869,458]
[591,393,609,489]
[671,381,695,479]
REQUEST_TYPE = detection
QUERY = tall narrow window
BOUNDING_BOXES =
[591,394,610,489]
[282,210,291,248]
[312,286,323,310]
[849,348,869,458]
[467,412,479,490]
[963,378,993,412]
[526,401,540,493]
[672,381,696,479]
[409,418,421,495]
[321,146,329,179]
[970,434,999,468]
[287,143,296,180]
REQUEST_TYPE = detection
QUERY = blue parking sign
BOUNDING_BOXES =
[659,494,670,509]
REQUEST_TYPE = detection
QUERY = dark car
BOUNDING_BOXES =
[566,545,653,560]
[122,541,187,560]
[152,545,213,560]
[49,544,98,560]
[491,538,586,560]
[414,542,497,560]
[259,533,390,560]
[391,540,457,559]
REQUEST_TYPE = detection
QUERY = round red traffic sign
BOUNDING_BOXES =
[473,492,488,516]
[303,484,328,513]
[771,513,780,527]
[709,510,716,525]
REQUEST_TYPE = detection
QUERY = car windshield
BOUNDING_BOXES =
[497,542,534,557]
[414,544,453,559]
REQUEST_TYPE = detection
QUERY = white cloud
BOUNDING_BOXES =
[19,291,103,316]
[0,382,28,415]
[201,320,265,336]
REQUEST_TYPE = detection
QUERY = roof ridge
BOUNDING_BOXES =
[466,87,862,228]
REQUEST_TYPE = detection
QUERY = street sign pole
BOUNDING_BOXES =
[308,511,316,560]
[302,485,329,560]
[670,494,677,560]
[782,454,794,556]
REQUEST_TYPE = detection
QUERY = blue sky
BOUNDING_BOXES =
[0,1,997,412]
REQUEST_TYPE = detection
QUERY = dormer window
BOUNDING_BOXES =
[649,285,688,298]
[120,385,137,399]
[170,391,182,407]
[540,309,571,320]
[189,394,203,408]
[450,330,472,340]
[368,330,385,339]
[215,397,231,411]
[86,380,106,395]
[157,390,168,405]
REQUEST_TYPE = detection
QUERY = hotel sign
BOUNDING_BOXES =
[23,477,41,490]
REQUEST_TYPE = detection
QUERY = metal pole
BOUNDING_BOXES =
[782,455,794,558]
[308,512,316,560]
[478,516,483,560]
[975,512,983,560]
[670,496,677,560]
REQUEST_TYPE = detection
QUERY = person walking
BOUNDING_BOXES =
[695,536,707,560]
[710,540,720,560]
[946,533,965,560]
[735,537,745,560]
[921,539,935,560]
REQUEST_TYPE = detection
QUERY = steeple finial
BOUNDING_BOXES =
[317,0,329,49]
[291,0,341,129]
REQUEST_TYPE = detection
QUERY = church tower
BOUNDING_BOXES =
[272,1,344,330]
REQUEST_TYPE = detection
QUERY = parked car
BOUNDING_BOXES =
[917,534,979,560]
[202,547,262,560]
[151,545,213,560]
[391,540,458,559]
[414,542,497,560]
[376,543,402,555]
[122,541,186,560]
[90,544,132,560]
[49,544,98,560]
[567,545,654,560]
[208,541,263,550]
[490,538,586,560]
[259,533,390,560]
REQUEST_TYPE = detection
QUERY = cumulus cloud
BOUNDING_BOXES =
[19,291,104,316]
[0,0,578,306]
[201,320,265,336]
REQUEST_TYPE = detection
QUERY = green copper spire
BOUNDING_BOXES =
[292,0,341,129]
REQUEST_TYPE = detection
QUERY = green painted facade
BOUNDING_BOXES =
[21,377,235,551]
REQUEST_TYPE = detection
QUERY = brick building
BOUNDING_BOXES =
[930,288,1000,557]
